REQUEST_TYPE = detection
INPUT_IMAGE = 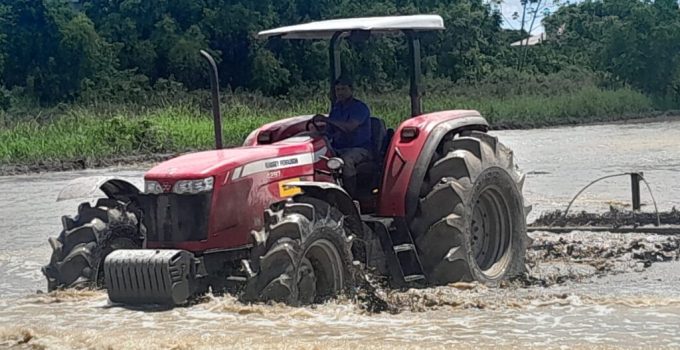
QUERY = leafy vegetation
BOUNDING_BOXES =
[0,0,677,103]
[0,83,656,166]
[544,0,680,97]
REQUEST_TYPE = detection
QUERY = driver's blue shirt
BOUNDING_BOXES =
[328,98,372,150]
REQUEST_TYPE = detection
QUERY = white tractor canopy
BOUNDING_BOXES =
[258,15,444,39]
[258,15,444,117]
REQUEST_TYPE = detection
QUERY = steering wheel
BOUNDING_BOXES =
[305,114,328,132]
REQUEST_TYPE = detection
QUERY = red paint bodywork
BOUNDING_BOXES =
[376,110,483,217]
[143,110,482,253]
[144,115,331,252]
[243,114,315,147]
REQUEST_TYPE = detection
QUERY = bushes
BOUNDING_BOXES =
[97,116,173,154]
[0,82,665,166]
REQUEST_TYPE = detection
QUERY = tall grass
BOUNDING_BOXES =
[0,86,662,166]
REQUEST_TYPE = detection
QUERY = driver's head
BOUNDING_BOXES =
[334,76,354,103]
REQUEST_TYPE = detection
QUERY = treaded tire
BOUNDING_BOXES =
[411,130,530,286]
[241,197,354,305]
[42,198,145,291]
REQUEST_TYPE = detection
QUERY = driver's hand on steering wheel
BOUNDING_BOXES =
[307,114,328,133]
[312,114,326,124]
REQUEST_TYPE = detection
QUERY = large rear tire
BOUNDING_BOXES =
[42,198,145,291]
[411,130,530,285]
[241,197,354,305]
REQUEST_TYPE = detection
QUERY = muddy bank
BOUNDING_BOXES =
[0,153,175,176]
[532,207,680,227]
[488,110,680,130]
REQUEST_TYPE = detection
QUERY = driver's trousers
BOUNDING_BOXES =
[337,147,371,197]
[337,147,372,179]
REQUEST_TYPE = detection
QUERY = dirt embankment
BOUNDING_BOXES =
[532,207,680,228]
[0,154,174,176]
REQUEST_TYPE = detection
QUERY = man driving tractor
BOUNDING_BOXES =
[312,76,373,197]
[42,15,529,307]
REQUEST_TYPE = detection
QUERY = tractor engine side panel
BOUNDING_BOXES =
[376,110,488,218]
[145,141,329,252]
[208,167,316,250]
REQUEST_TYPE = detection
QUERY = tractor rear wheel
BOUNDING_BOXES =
[42,199,145,291]
[241,197,354,305]
[410,130,530,285]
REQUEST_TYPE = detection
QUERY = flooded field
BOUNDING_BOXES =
[1,120,679,349]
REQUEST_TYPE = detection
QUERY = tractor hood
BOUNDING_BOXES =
[145,138,317,180]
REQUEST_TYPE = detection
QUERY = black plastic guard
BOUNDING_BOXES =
[104,249,199,305]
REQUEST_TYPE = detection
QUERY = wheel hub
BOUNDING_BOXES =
[470,186,512,278]
[304,239,343,301]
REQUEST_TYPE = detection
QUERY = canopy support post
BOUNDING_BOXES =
[405,30,423,118]
[329,32,343,103]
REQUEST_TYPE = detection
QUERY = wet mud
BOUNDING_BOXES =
[532,207,680,227]
[356,230,680,314]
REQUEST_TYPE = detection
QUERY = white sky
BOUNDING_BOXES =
[495,0,565,34]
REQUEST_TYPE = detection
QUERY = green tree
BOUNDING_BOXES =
[545,0,680,95]
[1,0,118,103]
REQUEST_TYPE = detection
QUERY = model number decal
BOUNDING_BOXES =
[266,171,282,179]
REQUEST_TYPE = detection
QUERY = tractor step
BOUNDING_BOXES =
[404,274,426,283]
[393,243,415,253]
[226,276,247,282]
[363,216,427,288]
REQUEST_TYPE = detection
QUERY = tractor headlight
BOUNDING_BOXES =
[144,180,164,194]
[327,157,344,171]
[173,177,214,194]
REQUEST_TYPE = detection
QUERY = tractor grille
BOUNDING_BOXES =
[135,193,212,243]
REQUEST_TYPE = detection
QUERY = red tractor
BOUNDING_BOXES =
[42,15,530,306]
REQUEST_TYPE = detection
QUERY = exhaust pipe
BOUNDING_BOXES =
[200,50,224,149]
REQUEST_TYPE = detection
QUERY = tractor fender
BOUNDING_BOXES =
[404,114,489,220]
[377,110,489,218]
[285,181,363,234]
[56,176,142,202]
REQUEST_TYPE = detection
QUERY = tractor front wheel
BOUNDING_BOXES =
[241,197,354,305]
[42,199,145,291]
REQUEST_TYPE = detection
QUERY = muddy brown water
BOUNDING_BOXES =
[1,120,680,349]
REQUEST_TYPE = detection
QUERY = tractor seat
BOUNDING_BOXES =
[355,117,391,190]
